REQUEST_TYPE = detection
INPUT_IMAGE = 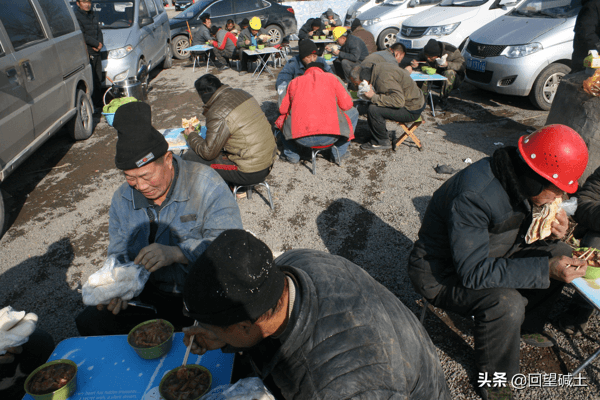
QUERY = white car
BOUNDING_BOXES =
[397,0,523,54]
[344,0,386,26]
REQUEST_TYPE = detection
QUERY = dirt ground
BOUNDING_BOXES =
[1,44,599,400]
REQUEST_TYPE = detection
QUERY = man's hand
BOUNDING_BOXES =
[92,42,103,52]
[549,255,587,283]
[308,30,315,36]
[97,298,128,315]
[0,346,23,364]
[332,48,340,56]
[405,66,413,73]
[183,325,226,356]
[550,208,569,239]
[135,243,188,273]
[410,59,419,68]
[245,39,251,45]
[364,87,375,99]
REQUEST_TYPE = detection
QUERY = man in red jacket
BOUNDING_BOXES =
[210,25,237,71]
[275,40,358,164]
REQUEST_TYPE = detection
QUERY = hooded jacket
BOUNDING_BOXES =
[248,249,451,400]
[298,19,324,40]
[186,85,277,173]
[369,63,425,111]
[417,42,465,76]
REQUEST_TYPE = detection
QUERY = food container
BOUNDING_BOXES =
[159,365,212,400]
[102,112,115,126]
[350,90,358,99]
[320,36,326,39]
[323,54,332,60]
[573,247,600,279]
[24,359,77,400]
[128,319,174,359]
[249,46,256,51]
[313,35,319,40]
[257,44,265,50]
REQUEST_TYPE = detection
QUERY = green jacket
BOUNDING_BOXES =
[370,63,425,111]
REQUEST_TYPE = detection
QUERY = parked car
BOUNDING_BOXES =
[0,0,94,233]
[359,0,443,50]
[71,0,173,87]
[397,0,523,56]
[463,0,582,110]
[344,0,386,26]
[169,0,297,59]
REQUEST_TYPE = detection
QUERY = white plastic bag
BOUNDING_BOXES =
[357,80,372,100]
[561,197,578,216]
[81,255,150,306]
[202,377,275,400]
[0,306,37,355]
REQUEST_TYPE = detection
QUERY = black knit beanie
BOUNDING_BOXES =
[240,18,249,28]
[113,102,168,170]
[183,230,286,327]
[351,18,361,30]
[299,39,318,59]
[423,39,442,57]
[311,18,322,30]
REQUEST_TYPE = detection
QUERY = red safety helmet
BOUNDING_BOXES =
[518,124,588,194]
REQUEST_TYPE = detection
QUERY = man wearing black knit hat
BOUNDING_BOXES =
[410,38,465,110]
[75,102,243,336]
[182,230,451,399]
[350,18,376,54]
[275,39,333,92]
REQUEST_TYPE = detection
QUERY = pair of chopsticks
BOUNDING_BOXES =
[569,249,595,270]
[182,320,199,366]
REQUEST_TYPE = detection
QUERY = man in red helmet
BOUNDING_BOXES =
[408,125,589,400]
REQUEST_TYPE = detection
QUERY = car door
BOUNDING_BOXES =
[152,0,169,60]
[0,28,34,173]
[203,0,234,29]
[137,0,155,65]
[143,0,162,65]
[0,0,67,140]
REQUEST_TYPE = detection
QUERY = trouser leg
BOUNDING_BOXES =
[367,104,419,146]
[90,54,104,107]
[347,106,359,132]
[212,48,227,66]
[440,70,460,100]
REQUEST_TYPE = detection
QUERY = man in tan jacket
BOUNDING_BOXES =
[183,74,277,190]
[350,64,425,150]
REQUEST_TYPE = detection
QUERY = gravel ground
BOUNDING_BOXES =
[1,43,599,399]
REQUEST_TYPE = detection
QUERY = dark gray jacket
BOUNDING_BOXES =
[253,249,451,400]
[193,23,212,44]
[409,156,550,301]
[339,34,369,63]
[75,6,104,55]
[575,165,600,231]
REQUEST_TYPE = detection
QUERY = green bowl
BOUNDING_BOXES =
[128,319,174,360]
[24,359,77,400]
[249,46,256,51]
[313,35,319,40]
[350,90,358,99]
[323,54,332,60]
[159,365,212,400]
[573,247,600,279]
[320,36,326,39]
[257,44,265,49]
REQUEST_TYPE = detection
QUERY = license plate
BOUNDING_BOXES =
[467,58,486,73]
[397,39,412,49]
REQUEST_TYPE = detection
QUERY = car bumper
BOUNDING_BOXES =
[101,53,139,87]
[463,48,550,96]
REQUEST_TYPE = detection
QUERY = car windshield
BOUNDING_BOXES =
[172,0,212,19]
[511,0,582,18]
[91,1,135,29]
[440,0,489,6]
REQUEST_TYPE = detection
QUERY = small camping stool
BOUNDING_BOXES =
[393,116,423,151]
[309,144,339,175]
[233,182,274,210]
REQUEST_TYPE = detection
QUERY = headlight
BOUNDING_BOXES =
[108,45,134,59]
[113,70,129,81]
[500,42,543,58]
[424,23,460,36]
[362,18,381,26]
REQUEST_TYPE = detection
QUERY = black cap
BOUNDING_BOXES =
[113,102,168,170]
[423,39,442,57]
[183,230,286,327]
[351,18,361,30]
[298,39,318,59]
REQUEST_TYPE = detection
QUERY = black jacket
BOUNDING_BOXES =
[416,42,465,77]
[575,165,600,231]
[572,0,600,71]
[249,249,450,400]
[339,34,369,63]
[298,19,324,40]
[409,149,550,301]
[75,6,104,55]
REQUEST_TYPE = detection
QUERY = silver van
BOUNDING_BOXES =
[79,0,172,86]
[0,0,94,232]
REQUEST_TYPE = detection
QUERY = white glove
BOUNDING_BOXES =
[436,54,448,66]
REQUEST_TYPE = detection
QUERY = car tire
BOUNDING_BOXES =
[378,28,398,50]
[529,63,570,111]
[66,88,94,141]
[162,42,173,69]
[266,25,284,46]
[172,35,191,60]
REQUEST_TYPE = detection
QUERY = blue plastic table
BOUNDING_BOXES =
[410,72,448,117]
[185,45,214,73]
[160,126,207,153]
[23,333,234,400]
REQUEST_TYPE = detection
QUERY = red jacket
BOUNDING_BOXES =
[212,31,237,50]
[276,66,354,140]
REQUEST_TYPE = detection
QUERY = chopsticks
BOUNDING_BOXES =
[568,249,595,270]
[182,320,198,366]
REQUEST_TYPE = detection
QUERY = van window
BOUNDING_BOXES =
[37,0,76,38]
[90,2,135,29]
[144,0,158,17]
[205,0,233,17]
[234,0,263,14]
[139,0,151,20]
[0,0,46,50]
[153,0,165,13]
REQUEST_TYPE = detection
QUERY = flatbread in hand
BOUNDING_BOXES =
[182,117,200,129]
[525,198,562,244]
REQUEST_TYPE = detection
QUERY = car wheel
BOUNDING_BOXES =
[529,63,570,111]
[162,42,173,69]
[172,35,191,60]
[66,88,94,141]
[266,25,284,46]
[378,28,398,50]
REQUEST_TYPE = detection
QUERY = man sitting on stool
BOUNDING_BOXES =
[349,63,425,151]
[209,25,236,71]
[236,16,269,75]
[328,27,369,88]
[183,74,277,194]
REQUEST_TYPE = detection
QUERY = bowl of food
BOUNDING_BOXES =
[421,66,437,75]
[249,45,256,51]
[257,44,265,50]
[128,319,174,359]
[159,365,212,400]
[320,35,326,40]
[313,35,319,40]
[323,54,332,60]
[573,247,600,279]
[24,359,77,400]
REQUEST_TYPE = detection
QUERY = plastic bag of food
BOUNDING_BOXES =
[102,96,138,114]
[0,306,38,354]
[561,197,578,216]
[202,378,275,400]
[81,255,150,306]
[583,68,600,97]
[357,80,372,100]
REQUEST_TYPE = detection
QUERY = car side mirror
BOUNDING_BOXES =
[409,0,420,7]
[140,16,154,27]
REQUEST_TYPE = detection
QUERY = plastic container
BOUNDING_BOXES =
[249,46,256,51]
[159,365,212,400]
[24,359,77,400]
[257,44,265,50]
[102,112,115,126]
[320,35,326,39]
[323,54,332,60]
[573,247,600,279]
[128,319,174,359]
[313,35,319,40]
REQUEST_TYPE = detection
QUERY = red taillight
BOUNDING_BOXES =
[287,7,294,14]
